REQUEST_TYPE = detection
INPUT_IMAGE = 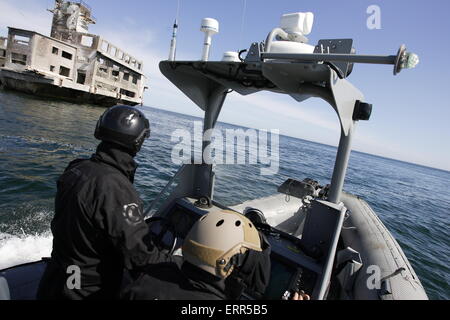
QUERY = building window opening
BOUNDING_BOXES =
[81,35,94,48]
[77,71,86,84]
[101,41,109,52]
[112,64,120,77]
[11,53,27,65]
[99,66,108,73]
[132,75,138,85]
[123,73,129,81]
[59,66,70,77]
[52,47,59,55]
[50,65,55,72]
[13,35,30,46]
[62,51,73,60]
[120,88,136,98]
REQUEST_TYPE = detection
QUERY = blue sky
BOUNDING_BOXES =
[1,0,449,171]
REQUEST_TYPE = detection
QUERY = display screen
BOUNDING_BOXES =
[263,258,297,300]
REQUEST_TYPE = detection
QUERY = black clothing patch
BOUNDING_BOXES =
[122,203,143,226]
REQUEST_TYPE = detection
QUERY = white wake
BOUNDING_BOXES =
[0,232,53,270]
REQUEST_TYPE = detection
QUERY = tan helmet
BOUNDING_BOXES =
[182,209,262,278]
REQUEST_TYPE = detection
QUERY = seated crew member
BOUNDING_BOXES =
[122,209,272,300]
[37,105,173,300]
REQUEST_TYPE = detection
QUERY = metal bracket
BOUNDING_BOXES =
[244,42,264,63]
[314,39,354,78]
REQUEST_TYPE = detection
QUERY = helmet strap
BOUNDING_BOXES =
[223,252,246,274]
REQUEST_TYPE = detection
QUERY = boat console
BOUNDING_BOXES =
[146,195,345,300]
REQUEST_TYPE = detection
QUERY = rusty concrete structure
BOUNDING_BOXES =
[0,37,6,67]
[0,0,146,106]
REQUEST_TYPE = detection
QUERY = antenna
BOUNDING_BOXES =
[168,19,178,61]
[239,0,247,49]
[168,0,181,61]
[200,18,219,61]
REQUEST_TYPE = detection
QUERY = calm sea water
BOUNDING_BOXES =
[0,90,449,300]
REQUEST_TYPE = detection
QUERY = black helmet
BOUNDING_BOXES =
[94,105,150,154]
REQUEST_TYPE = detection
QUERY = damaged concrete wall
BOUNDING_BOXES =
[93,54,143,100]
[89,38,145,102]
[50,0,96,43]
[32,34,77,79]
[5,28,77,81]
[97,38,144,74]
[0,37,6,67]
[1,0,145,105]
[5,29,34,72]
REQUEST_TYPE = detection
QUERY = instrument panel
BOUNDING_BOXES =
[146,198,318,299]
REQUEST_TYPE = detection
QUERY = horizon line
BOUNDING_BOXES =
[142,104,450,174]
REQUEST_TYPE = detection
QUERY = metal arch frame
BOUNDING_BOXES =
[149,59,364,216]
[260,61,364,203]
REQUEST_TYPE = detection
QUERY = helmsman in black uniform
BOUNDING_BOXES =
[37,105,172,300]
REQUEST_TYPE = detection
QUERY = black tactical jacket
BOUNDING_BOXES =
[37,142,172,300]
[121,261,228,300]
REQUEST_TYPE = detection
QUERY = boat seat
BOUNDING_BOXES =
[0,276,10,300]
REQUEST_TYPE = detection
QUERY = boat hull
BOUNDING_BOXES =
[0,260,47,300]
[340,192,428,300]
[0,192,428,300]
[231,192,428,300]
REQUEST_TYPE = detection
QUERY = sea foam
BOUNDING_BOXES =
[0,232,52,270]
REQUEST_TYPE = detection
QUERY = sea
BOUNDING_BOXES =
[0,90,448,300]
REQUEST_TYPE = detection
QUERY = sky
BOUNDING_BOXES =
[0,0,449,171]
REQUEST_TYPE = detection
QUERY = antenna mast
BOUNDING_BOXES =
[168,0,181,61]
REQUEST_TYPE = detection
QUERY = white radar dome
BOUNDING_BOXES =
[200,18,219,35]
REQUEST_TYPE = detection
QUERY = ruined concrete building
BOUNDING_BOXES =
[0,0,146,106]
[0,37,7,67]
